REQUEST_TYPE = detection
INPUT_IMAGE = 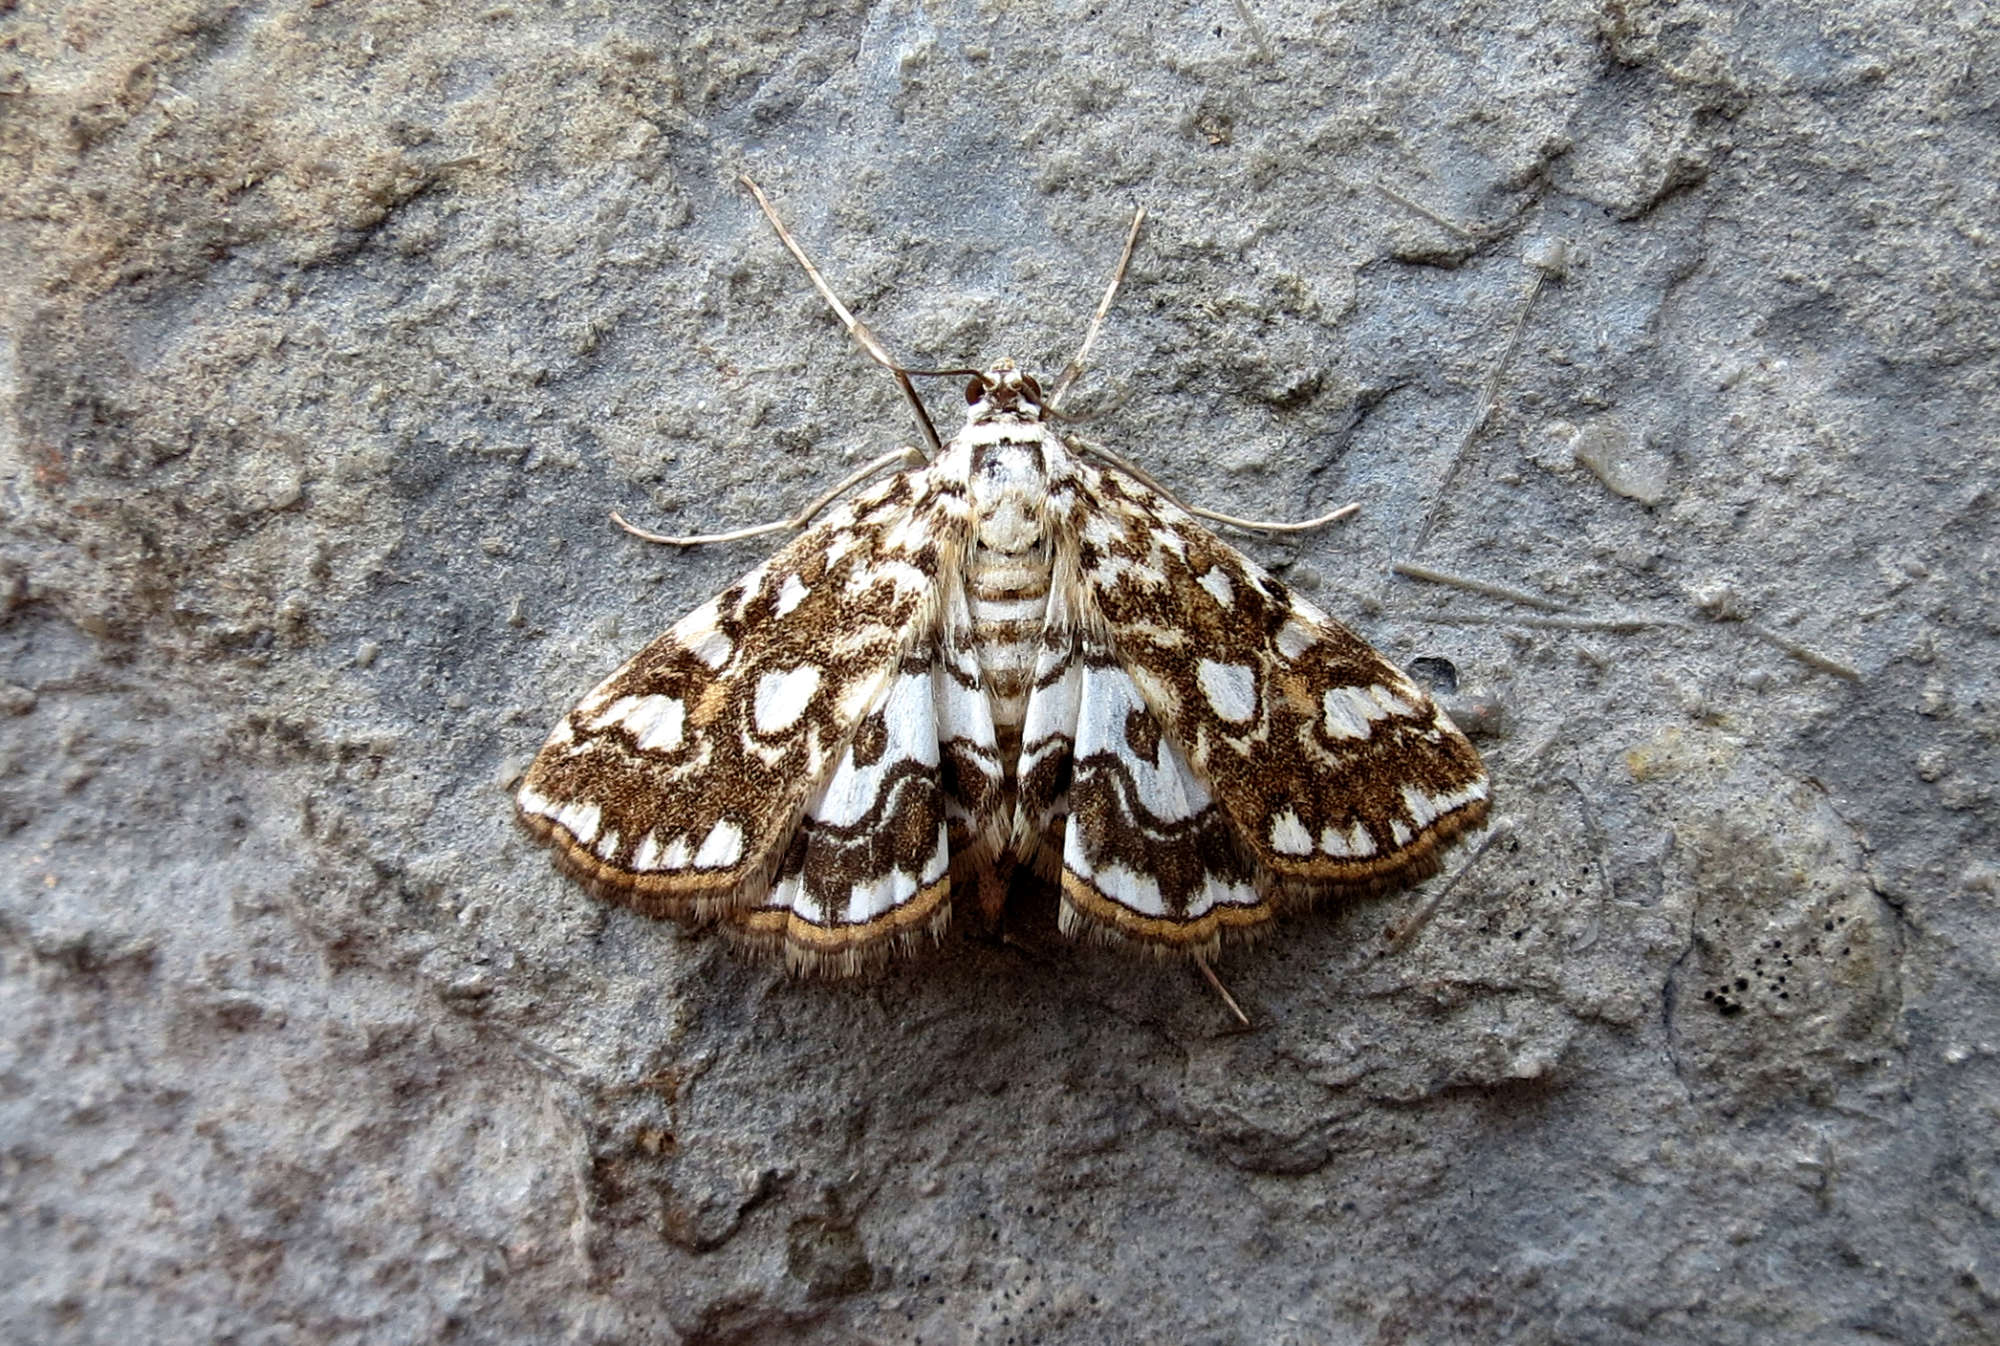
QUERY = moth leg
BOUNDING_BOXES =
[1182,499,1361,534]
[1194,953,1251,1027]
[1076,438,1362,536]
[609,445,925,547]
[1407,241,1563,559]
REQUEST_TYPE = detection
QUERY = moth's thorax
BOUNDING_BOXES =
[956,406,1060,753]
[967,430,1050,555]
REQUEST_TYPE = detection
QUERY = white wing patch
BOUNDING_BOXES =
[1270,809,1314,856]
[742,659,953,970]
[1075,662,1208,822]
[753,666,822,734]
[774,573,812,617]
[811,671,939,825]
[1196,659,1257,723]
[1053,653,1266,943]
[587,694,687,752]
[1196,566,1234,607]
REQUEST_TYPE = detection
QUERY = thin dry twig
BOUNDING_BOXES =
[1229,0,1275,63]
[1392,562,1575,614]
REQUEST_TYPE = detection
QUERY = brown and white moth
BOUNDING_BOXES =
[516,181,1490,975]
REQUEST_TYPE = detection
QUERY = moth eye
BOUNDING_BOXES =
[1020,374,1043,403]
[965,377,986,404]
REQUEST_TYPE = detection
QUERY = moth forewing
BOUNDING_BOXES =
[516,461,964,939]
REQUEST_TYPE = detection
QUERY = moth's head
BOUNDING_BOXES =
[962,359,1047,424]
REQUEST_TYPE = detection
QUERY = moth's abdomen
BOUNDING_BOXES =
[966,542,1053,758]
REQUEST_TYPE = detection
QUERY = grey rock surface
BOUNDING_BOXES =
[2,1,1996,1342]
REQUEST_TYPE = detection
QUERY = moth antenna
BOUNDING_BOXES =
[1049,205,1145,410]
[740,173,943,455]
[610,446,924,548]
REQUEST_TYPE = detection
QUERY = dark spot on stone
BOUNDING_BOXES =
[787,1217,872,1299]
[1408,655,1460,695]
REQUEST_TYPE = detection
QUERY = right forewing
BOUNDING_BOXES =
[1064,456,1490,896]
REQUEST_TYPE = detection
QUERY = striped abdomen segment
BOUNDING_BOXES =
[967,541,1052,764]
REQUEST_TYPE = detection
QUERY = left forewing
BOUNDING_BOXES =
[1066,457,1490,898]
[516,468,966,922]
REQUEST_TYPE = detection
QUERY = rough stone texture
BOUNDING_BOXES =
[2,1,1996,1342]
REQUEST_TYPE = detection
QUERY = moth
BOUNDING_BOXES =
[517,179,1490,976]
